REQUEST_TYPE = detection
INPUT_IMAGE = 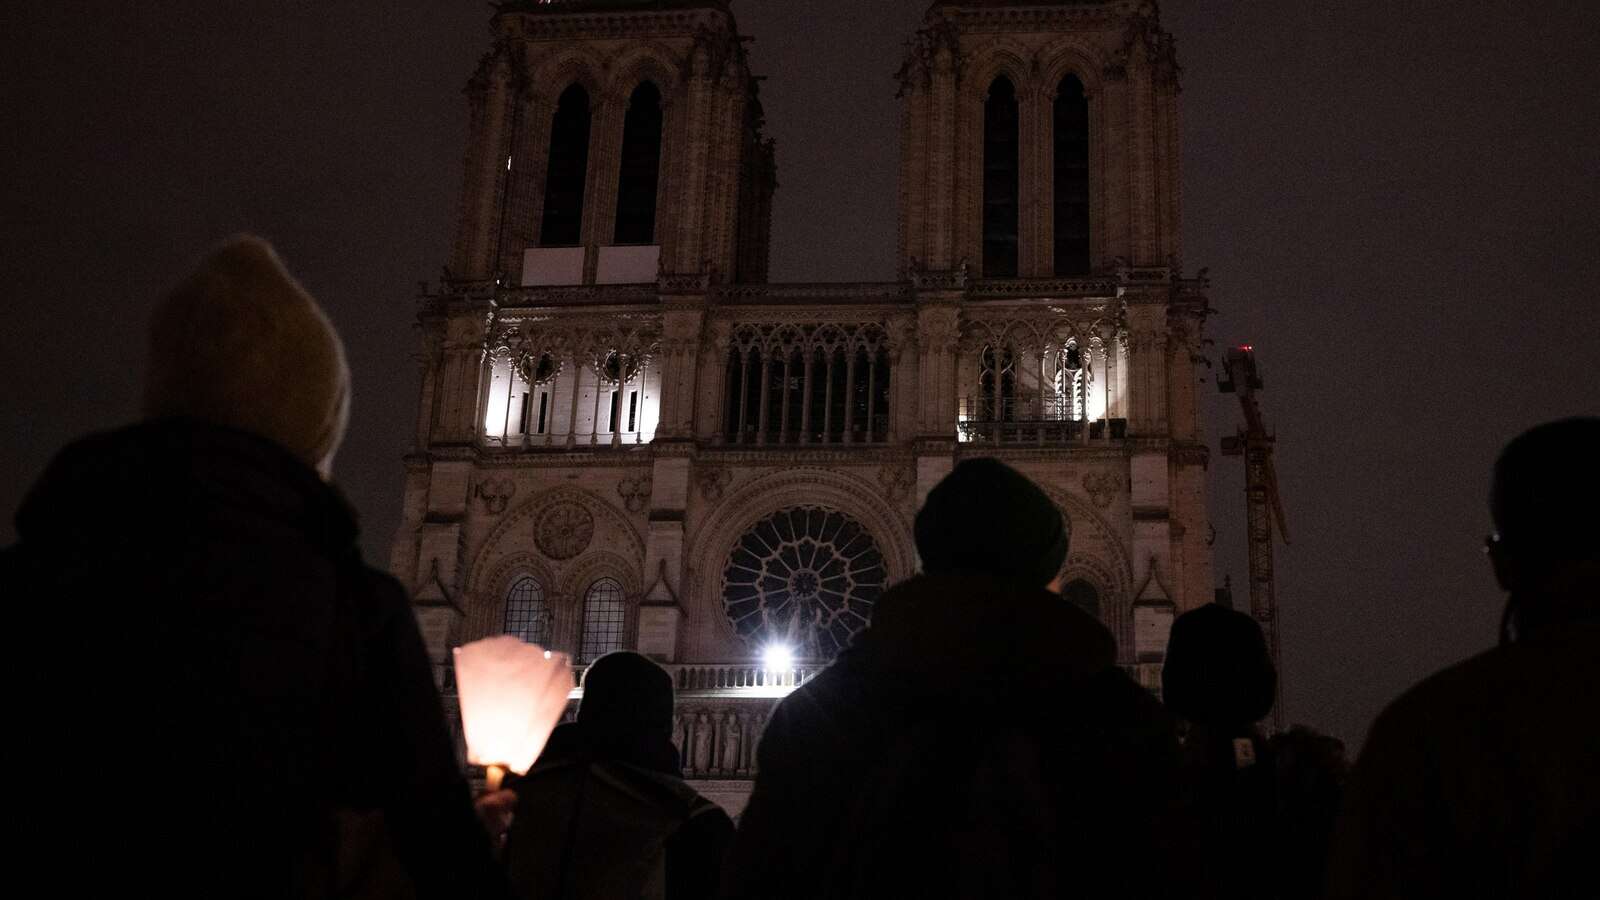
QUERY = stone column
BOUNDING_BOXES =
[501,91,554,286]
[1128,37,1159,266]
[898,67,930,268]
[927,43,957,270]
[1123,300,1167,437]
[674,44,714,273]
[914,301,960,437]
[452,50,515,280]
[694,315,731,442]
[657,302,706,440]
[432,306,493,445]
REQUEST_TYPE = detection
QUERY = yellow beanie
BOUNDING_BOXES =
[144,235,351,479]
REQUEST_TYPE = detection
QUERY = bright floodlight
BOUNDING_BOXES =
[763,643,794,672]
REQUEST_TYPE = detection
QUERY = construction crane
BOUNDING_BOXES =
[1218,345,1289,732]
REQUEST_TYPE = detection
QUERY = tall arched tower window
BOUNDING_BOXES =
[579,577,626,661]
[1053,74,1091,275]
[503,575,552,646]
[614,82,664,245]
[982,76,1019,278]
[539,84,592,247]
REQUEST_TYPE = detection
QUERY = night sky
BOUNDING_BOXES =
[5,1,1597,748]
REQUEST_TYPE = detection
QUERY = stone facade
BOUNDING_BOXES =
[393,0,1212,815]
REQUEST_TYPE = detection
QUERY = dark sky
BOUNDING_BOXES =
[5,0,1597,747]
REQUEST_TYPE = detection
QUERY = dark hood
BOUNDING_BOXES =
[14,418,358,556]
[838,571,1119,697]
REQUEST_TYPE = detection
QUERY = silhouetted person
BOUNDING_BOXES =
[2,237,507,899]
[504,651,734,900]
[1326,417,1600,899]
[1164,605,1346,900]
[723,458,1184,899]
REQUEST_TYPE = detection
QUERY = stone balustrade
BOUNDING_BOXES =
[456,661,1163,783]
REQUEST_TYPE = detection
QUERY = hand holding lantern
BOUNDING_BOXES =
[453,636,574,789]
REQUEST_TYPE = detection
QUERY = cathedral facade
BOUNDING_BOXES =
[392,0,1213,813]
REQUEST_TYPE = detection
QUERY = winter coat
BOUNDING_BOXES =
[506,722,734,900]
[1174,725,1346,900]
[2,420,507,900]
[1325,604,1600,899]
[721,571,1187,900]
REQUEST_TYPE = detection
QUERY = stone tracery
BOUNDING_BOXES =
[721,506,887,661]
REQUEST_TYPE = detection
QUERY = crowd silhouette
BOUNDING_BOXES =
[4,237,1595,898]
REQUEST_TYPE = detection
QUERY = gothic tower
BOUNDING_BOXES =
[448,0,774,289]
[393,0,1213,815]
[895,0,1212,655]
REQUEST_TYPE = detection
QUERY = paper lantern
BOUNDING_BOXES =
[453,636,574,782]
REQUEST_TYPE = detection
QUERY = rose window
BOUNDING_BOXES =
[722,506,887,660]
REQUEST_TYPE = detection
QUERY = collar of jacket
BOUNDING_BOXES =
[531,721,682,778]
[14,418,359,555]
[838,570,1119,692]
[1512,558,1600,640]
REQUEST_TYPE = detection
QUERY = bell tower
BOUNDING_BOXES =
[449,0,775,288]
[895,0,1211,645]
[897,0,1181,278]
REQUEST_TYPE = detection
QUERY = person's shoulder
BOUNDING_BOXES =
[338,558,415,614]
[353,563,412,605]
[685,793,735,838]
[1398,643,1529,707]
[753,663,872,769]
[772,663,856,721]
[1365,643,1522,750]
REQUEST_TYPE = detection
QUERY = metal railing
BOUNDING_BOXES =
[958,396,1127,444]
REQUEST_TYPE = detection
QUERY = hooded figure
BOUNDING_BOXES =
[3,237,506,899]
[1326,418,1600,900]
[504,651,734,900]
[1164,605,1344,900]
[722,458,1185,900]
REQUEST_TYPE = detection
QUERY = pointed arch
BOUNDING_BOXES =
[579,576,628,661]
[1037,39,1110,277]
[605,42,683,99]
[1036,38,1113,99]
[614,81,664,245]
[503,573,553,645]
[960,43,1032,104]
[528,47,607,105]
[540,83,592,247]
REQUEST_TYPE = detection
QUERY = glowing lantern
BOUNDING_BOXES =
[453,636,574,788]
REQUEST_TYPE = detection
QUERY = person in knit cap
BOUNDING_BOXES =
[1163,605,1346,900]
[724,458,1186,899]
[503,651,734,900]
[3,236,508,899]
[143,234,351,479]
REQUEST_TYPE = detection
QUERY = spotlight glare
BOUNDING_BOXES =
[763,643,794,672]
